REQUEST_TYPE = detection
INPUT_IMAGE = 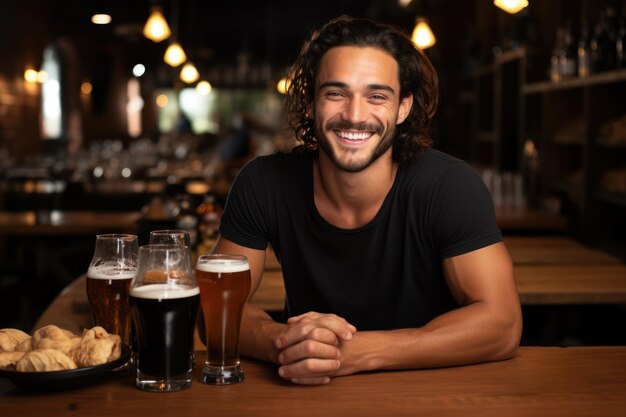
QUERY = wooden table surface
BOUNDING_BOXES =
[1,347,625,417]
[0,210,140,235]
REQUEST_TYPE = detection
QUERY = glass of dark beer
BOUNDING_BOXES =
[130,244,200,392]
[86,234,138,347]
[196,254,251,384]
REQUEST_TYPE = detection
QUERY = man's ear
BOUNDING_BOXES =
[397,94,413,124]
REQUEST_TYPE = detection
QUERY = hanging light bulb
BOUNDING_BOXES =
[143,7,171,42]
[493,0,529,14]
[411,18,436,49]
[180,63,199,84]
[164,42,187,67]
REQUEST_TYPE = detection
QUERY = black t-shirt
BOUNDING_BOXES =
[220,149,502,330]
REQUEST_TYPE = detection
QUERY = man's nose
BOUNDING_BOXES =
[342,98,366,124]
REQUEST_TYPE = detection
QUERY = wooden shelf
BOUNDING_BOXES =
[596,140,626,149]
[552,137,584,145]
[476,131,496,142]
[551,181,575,194]
[595,191,626,207]
[522,69,626,94]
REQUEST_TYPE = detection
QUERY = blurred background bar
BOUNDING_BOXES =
[1,0,625,345]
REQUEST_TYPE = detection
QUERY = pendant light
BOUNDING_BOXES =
[411,18,436,49]
[180,63,199,84]
[493,0,529,14]
[164,43,187,67]
[143,7,171,42]
[163,0,186,67]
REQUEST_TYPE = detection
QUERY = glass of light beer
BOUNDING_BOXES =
[196,254,251,385]
[130,244,200,392]
[149,230,191,248]
[86,234,138,347]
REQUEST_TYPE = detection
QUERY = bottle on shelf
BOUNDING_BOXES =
[578,20,592,77]
[559,21,577,79]
[550,27,564,82]
[175,194,199,249]
[617,12,626,69]
[591,9,617,72]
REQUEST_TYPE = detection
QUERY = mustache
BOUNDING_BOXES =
[325,120,383,135]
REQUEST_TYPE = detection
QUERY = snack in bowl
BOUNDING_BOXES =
[71,326,122,367]
[0,325,123,372]
[0,328,30,351]
[16,349,77,372]
[32,325,82,355]
[0,351,26,370]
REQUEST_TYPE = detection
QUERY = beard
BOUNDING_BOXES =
[314,119,395,173]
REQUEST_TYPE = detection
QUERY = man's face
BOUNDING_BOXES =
[311,46,412,173]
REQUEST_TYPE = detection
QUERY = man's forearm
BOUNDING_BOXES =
[239,303,286,364]
[342,302,521,375]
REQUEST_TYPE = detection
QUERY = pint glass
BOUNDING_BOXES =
[130,244,200,392]
[86,234,138,346]
[196,254,251,384]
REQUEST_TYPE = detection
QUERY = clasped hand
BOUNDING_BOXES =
[274,312,357,385]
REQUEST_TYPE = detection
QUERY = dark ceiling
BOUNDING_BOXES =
[40,0,441,70]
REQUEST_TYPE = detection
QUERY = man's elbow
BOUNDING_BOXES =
[496,309,523,360]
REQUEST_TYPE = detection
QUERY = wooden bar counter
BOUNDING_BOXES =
[1,348,625,416]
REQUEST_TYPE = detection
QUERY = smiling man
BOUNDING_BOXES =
[212,16,522,385]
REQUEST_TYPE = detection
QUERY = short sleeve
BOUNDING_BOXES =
[429,162,502,259]
[219,159,270,250]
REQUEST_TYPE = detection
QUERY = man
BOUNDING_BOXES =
[212,16,522,385]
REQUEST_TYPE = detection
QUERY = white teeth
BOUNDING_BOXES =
[337,131,371,140]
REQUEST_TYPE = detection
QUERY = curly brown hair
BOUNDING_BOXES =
[285,16,439,164]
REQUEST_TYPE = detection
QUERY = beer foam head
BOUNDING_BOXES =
[130,283,200,299]
[197,258,250,273]
[88,264,136,280]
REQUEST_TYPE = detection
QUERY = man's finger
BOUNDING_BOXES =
[278,339,340,365]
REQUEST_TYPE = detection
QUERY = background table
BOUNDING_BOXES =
[1,347,625,416]
[0,210,140,235]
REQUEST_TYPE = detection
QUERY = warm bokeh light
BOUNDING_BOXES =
[411,18,436,49]
[276,78,291,95]
[196,80,212,95]
[493,0,529,14]
[81,81,93,95]
[37,70,48,83]
[91,14,112,25]
[180,63,199,84]
[24,68,38,83]
[143,7,171,42]
[156,94,169,108]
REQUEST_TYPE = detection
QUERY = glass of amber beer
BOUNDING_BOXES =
[196,254,251,384]
[86,234,138,347]
[130,244,200,392]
